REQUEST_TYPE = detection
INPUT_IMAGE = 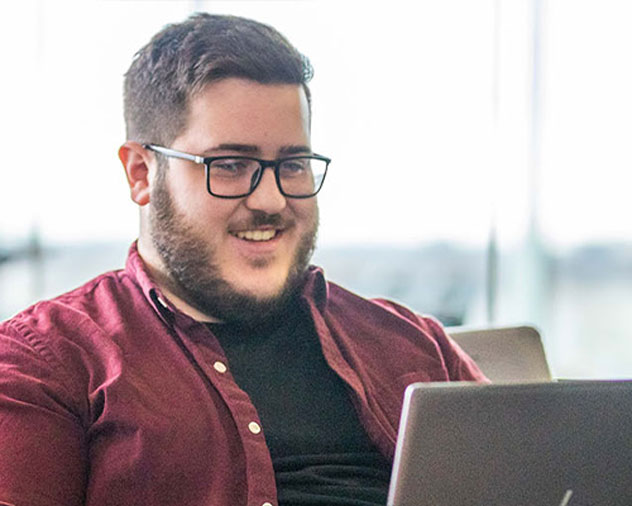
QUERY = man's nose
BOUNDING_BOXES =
[244,167,287,214]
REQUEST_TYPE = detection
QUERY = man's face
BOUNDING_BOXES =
[148,78,318,322]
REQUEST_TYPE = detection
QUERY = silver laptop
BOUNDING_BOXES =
[387,381,632,506]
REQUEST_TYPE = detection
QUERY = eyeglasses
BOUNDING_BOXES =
[144,144,330,199]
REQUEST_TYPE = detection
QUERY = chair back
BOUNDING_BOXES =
[446,325,552,382]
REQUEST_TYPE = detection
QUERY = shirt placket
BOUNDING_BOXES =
[165,310,278,506]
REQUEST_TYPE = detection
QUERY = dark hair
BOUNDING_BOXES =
[123,13,313,146]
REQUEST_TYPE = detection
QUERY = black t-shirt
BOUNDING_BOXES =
[207,299,391,505]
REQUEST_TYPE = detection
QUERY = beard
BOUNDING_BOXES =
[148,170,318,325]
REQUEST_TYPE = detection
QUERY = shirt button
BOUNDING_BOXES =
[262,503,273,506]
[248,421,261,434]
[213,361,227,374]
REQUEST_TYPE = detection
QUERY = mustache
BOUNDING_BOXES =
[231,211,293,230]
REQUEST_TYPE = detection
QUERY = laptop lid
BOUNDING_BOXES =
[387,381,632,506]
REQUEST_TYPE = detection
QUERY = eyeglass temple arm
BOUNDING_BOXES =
[143,144,205,164]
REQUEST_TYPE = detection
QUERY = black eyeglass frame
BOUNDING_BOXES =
[143,144,330,199]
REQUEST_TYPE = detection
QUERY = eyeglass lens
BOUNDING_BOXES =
[208,157,326,197]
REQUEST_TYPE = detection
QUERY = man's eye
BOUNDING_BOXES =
[280,160,308,173]
[211,159,250,174]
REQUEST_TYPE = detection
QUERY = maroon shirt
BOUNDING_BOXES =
[0,244,485,506]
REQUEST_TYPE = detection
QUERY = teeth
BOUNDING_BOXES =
[235,229,277,241]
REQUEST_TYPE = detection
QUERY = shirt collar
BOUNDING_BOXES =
[124,242,175,325]
[302,265,329,313]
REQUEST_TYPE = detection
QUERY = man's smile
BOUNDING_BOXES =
[232,229,280,241]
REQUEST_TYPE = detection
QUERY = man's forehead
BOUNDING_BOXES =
[175,78,311,152]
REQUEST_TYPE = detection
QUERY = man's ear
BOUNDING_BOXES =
[119,141,155,206]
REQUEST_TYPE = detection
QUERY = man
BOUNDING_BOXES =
[0,13,485,506]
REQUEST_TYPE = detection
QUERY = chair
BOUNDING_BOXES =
[446,325,552,382]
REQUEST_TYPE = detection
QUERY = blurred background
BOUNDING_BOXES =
[1,0,631,379]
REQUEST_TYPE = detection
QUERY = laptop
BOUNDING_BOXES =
[387,380,632,506]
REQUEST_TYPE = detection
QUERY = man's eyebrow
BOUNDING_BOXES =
[278,145,312,156]
[201,144,312,157]
[202,144,259,155]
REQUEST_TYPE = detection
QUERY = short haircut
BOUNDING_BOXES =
[123,13,313,146]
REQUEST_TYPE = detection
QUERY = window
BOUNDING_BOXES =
[1,0,630,379]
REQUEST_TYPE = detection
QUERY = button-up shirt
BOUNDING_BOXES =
[0,243,485,506]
